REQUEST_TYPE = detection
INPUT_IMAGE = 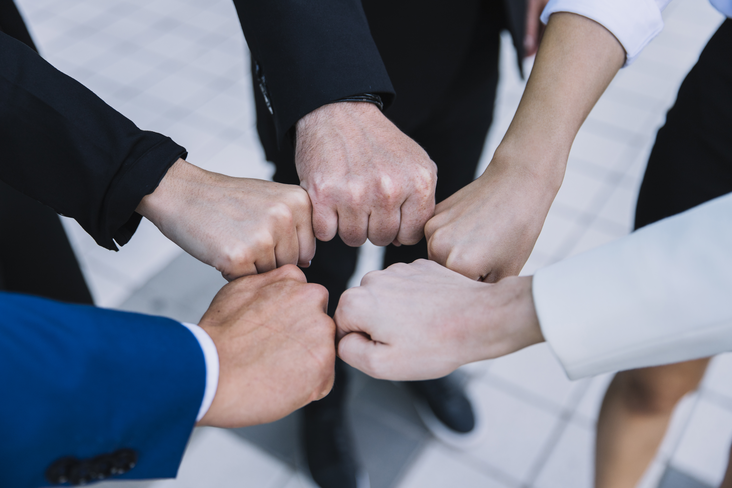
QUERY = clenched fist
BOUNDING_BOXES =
[197,265,336,428]
[137,159,316,280]
[295,102,437,247]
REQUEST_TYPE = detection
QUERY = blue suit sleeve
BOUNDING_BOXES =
[0,292,206,488]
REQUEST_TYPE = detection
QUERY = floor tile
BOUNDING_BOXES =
[532,208,582,259]
[481,344,585,414]
[150,428,291,488]
[531,421,594,488]
[571,373,613,427]
[658,466,714,488]
[670,397,732,486]
[565,223,625,259]
[552,167,612,216]
[396,443,512,488]
[460,381,562,485]
[279,470,320,488]
[701,353,732,403]
[595,183,639,231]
[638,459,669,488]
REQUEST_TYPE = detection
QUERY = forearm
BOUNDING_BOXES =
[493,12,625,184]
[0,32,185,250]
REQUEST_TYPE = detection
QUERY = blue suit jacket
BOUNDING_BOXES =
[0,292,206,487]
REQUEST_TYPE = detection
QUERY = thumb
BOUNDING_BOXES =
[338,332,386,379]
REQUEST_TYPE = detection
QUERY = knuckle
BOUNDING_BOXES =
[251,228,275,251]
[305,283,330,304]
[288,186,312,209]
[427,234,447,261]
[359,269,382,286]
[423,218,438,239]
[223,246,254,271]
[376,175,399,207]
[268,202,295,226]
[278,263,305,281]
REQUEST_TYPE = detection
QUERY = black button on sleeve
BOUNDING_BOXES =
[110,449,138,475]
[45,456,76,485]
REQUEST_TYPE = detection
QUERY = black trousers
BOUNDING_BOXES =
[254,2,504,408]
[635,19,732,230]
[0,0,93,305]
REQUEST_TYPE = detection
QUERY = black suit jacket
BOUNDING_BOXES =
[233,0,526,147]
[0,31,185,250]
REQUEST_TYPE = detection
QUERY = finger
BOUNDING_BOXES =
[426,227,450,267]
[337,206,369,247]
[310,198,339,242]
[271,263,308,283]
[274,225,300,269]
[367,206,401,247]
[254,245,277,274]
[218,250,259,281]
[285,187,317,266]
[396,193,435,246]
[296,219,317,268]
[337,332,388,378]
[306,283,330,313]
[444,251,484,281]
[221,261,257,282]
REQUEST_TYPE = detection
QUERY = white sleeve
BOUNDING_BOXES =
[181,323,220,421]
[533,192,732,380]
[540,0,671,66]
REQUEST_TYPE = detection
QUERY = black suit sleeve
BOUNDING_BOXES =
[232,0,395,145]
[0,31,186,251]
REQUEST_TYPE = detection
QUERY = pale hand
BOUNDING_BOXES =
[197,265,335,428]
[334,259,543,381]
[295,102,437,247]
[425,160,556,282]
[137,159,316,280]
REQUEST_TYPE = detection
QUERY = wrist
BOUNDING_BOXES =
[136,158,201,230]
[475,276,544,361]
[490,138,568,193]
[295,101,382,139]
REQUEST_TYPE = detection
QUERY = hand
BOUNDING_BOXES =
[295,102,437,247]
[197,265,335,428]
[524,0,550,57]
[425,156,558,283]
[137,159,316,280]
[334,260,543,381]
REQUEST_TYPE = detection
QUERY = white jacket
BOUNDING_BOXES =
[534,193,732,379]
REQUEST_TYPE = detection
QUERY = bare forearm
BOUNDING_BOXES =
[495,12,625,182]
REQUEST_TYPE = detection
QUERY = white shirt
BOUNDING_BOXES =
[533,193,732,380]
[541,0,732,65]
[182,323,219,421]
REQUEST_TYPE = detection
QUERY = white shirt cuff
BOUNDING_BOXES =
[181,322,219,422]
[540,0,665,66]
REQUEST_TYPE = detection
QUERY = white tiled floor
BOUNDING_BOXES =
[14,0,732,486]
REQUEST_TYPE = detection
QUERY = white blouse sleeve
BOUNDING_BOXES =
[532,192,732,380]
[540,0,671,66]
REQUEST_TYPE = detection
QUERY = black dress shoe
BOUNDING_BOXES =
[405,375,483,448]
[302,404,370,488]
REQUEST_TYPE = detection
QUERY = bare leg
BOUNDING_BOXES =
[595,358,711,488]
